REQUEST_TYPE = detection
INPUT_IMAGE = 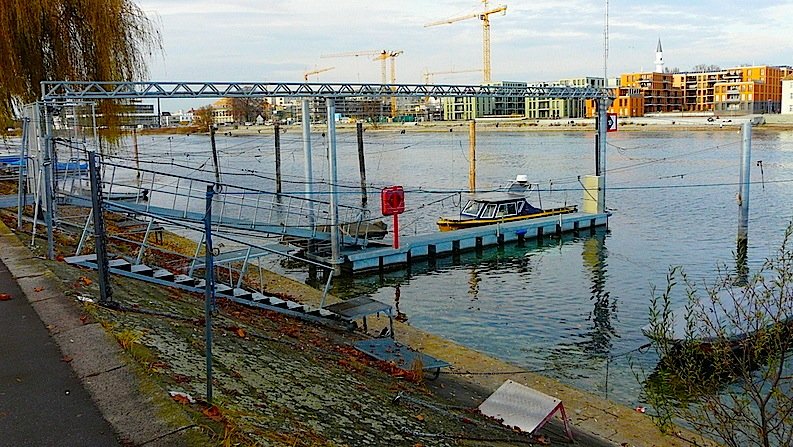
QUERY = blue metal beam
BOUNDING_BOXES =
[41,81,612,101]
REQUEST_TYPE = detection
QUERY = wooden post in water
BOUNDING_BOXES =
[132,128,140,178]
[468,120,476,192]
[274,122,282,195]
[356,122,368,207]
[209,124,221,189]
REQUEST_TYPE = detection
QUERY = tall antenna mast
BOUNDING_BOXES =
[603,0,609,87]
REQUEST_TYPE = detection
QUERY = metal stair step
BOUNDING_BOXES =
[266,296,285,307]
[64,254,97,264]
[232,288,252,300]
[250,292,268,302]
[108,259,132,271]
[308,308,337,318]
[215,284,233,295]
[284,301,304,312]
[174,274,198,286]
[130,264,154,276]
[152,269,175,281]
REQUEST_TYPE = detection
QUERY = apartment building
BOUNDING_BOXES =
[441,80,527,120]
[783,75,793,114]
[673,71,725,112]
[620,72,683,113]
[526,77,603,119]
[211,98,234,125]
[713,66,791,114]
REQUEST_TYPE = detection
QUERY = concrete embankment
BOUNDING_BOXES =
[0,212,717,446]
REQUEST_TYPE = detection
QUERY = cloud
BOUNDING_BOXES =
[137,0,793,92]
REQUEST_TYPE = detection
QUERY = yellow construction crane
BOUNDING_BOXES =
[321,49,404,118]
[375,50,404,117]
[303,66,335,81]
[422,68,482,84]
[321,50,386,83]
[425,0,507,83]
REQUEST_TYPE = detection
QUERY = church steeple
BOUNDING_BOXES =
[654,38,664,73]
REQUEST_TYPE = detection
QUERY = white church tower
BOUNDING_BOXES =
[654,38,664,73]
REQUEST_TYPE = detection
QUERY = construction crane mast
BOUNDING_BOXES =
[376,51,403,117]
[321,49,403,118]
[303,66,335,81]
[425,1,507,83]
[422,68,482,84]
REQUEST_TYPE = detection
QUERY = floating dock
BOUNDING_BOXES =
[340,211,609,273]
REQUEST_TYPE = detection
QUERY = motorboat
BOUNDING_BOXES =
[437,175,577,232]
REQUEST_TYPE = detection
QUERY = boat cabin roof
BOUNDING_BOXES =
[466,191,529,204]
[466,182,537,204]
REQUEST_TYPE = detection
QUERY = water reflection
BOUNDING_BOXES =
[578,232,617,357]
[542,230,617,384]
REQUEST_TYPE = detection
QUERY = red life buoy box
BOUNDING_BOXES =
[381,186,405,216]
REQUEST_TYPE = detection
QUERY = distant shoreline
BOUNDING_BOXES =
[142,115,793,137]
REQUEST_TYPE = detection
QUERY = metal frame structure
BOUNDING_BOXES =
[36,80,613,275]
[41,81,610,101]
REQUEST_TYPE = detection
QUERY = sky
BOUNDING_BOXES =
[136,0,793,111]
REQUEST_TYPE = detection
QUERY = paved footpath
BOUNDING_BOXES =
[0,257,120,447]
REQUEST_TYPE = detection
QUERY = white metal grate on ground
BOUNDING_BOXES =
[478,379,573,441]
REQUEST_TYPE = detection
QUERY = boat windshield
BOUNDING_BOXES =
[461,200,483,217]
[481,204,497,219]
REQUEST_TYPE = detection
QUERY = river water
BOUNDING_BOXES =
[118,126,793,406]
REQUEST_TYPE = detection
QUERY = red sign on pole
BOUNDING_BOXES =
[381,186,405,216]
[381,186,404,249]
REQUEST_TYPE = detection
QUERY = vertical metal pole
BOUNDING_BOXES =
[135,219,155,264]
[468,120,476,193]
[597,97,608,205]
[17,117,30,228]
[209,125,221,188]
[393,214,399,249]
[87,152,112,305]
[42,107,56,260]
[302,99,315,228]
[274,122,282,195]
[203,185,215,403]
[91,103,99,152]
[326,99,341,275]
[132,128,140,178]
[736,121,752,282]
[356,122,368,207]
[594,134,600,176]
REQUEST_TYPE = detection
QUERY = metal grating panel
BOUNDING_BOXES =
[352,338,450,371]
[478,379,562,434]
[324,296,391,320]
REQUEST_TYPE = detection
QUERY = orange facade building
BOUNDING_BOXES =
[585,87,645,118]
[713,66,792,114]
[620,72,683,113]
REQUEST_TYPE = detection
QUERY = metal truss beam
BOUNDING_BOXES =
[41,81,611,101]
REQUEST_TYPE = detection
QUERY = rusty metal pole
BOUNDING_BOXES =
[209,124,220,189]
[203,185,215,403]
[356,122,368,207]
[468,120,476,192]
